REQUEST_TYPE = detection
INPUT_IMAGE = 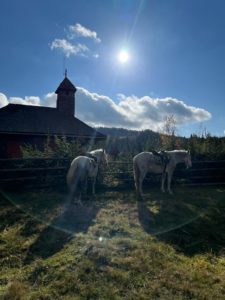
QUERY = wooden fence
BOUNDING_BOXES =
[0,158,225,190]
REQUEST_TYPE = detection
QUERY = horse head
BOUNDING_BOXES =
[89,158,98,169]
[101,149,108,167]
[88,158,99,178]
[90,149,108,167]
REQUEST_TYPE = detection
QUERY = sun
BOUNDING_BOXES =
[118,50,129,63]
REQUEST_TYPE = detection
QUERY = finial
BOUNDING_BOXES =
[64,68,67,78]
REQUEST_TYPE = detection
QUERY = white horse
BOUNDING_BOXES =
[67,156,98,203]
[133,150,192,197]
[67,149,108,203]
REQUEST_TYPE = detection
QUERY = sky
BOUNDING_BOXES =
[0,0,225,136]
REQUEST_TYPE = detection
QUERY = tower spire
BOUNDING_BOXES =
[64,68,67,78]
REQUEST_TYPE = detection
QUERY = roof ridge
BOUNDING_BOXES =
[6,103,56,110]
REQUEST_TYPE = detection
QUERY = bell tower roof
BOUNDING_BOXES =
[55,75,77,94]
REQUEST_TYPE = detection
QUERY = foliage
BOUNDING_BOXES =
[21,135,82,160]
[188,133,225,160]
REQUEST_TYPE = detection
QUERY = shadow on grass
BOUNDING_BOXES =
[24,198,103,263]
[137,187,225,256]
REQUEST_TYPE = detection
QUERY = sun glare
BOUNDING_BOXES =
[118,50,129,63]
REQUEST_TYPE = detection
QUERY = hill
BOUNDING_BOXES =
[96,127,159,138]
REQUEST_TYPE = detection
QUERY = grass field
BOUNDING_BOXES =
[1,185,225,299]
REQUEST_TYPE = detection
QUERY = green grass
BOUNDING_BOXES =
[0,185,225,299]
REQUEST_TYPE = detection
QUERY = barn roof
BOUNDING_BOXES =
[0,104,105,139]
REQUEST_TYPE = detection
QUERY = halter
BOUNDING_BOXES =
[85,152,98,163]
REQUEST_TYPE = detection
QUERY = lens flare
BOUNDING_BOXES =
[118,50,129,63]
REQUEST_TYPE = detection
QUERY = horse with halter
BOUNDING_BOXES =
[133,150,192,198]
[67,149,108,203]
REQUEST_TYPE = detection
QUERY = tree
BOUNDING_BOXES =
[160,115,178,150]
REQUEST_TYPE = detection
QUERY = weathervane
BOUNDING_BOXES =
[63,55,68,78]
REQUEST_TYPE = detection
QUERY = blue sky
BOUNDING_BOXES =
[0,0,225,136]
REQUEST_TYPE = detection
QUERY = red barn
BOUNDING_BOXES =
[0,75,105,158]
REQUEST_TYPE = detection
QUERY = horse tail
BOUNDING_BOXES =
[67,161,81,199]
[66,162,76,188]
[133,157,140,192]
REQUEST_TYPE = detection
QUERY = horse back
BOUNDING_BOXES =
[133,152,165,174]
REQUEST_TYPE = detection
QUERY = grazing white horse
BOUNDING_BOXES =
[67,156,98,203]
[133,150,192,197]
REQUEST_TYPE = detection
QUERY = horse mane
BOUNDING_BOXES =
[90,148,104,154]
[166,149,188,153]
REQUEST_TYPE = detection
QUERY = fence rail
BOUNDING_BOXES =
[0,158,225,189]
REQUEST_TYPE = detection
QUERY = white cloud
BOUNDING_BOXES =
[50,39,89,57]
[0,94,41,107]
[50,23,100,58]
[9,96,41,106]
[44,92,57,107]
[75,88,211,131]
[0,89,211,132]
[68,23,101,43]
[0,93,8,108]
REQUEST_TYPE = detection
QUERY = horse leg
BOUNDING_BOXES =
[73,184,83,204]
[70,186,83,205]
[139,171,146,198]
[76,191,83,205]
[83,177,88,195]
[74,181,83,205]
[167,171,174,194]
[135,179,141,198]
[134,179,139,194]
[69,177,78,203]
[135,179,142,200]
[91,176,96,196]
[133,162,139,193]
[133,161,145,199]
[161,172,166,193]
